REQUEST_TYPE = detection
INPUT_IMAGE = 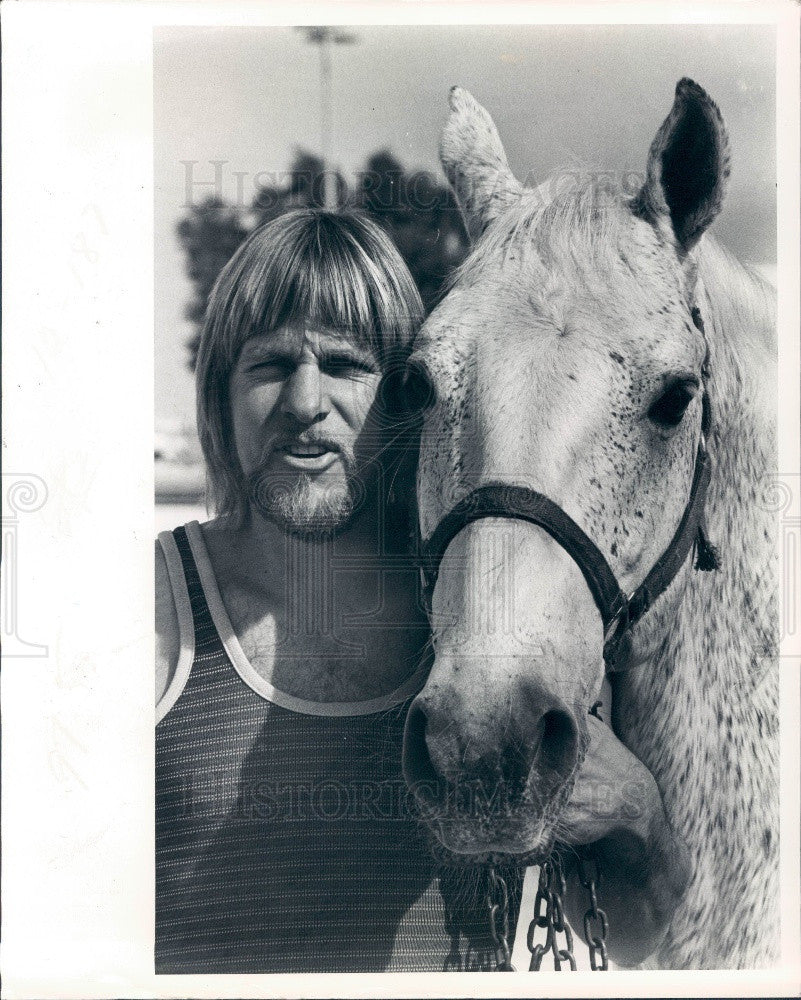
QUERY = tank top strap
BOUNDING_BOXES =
[171,524,227,658]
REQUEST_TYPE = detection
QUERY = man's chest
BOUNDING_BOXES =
[221,580,430,702]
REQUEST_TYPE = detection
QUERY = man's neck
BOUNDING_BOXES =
[200,499,430,704]
[235,498,386,594]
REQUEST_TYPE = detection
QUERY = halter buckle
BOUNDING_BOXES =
[602,596,630,646]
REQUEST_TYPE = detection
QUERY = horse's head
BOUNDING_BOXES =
[403,80,729,860]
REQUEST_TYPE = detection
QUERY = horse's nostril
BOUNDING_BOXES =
[536,709,579,785]
[402,694,580,817]
[491,709,577,799]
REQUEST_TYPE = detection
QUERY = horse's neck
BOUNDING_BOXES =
[612,243,779,968]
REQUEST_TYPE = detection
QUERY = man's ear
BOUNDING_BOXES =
[439,86,524,242]
[632,78,730,254]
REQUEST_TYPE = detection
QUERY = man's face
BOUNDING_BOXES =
[229,325,384,535]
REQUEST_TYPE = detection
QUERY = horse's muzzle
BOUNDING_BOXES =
[402,679,581,847]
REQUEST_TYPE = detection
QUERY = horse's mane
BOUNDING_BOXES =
[453,173,776,365]
[696,238,776,368]
[452,174,637,289]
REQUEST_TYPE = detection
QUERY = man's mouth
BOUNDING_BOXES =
[273,440,342,471]
[282,444,330,458]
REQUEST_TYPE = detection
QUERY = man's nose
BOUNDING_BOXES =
[280,362,328,424]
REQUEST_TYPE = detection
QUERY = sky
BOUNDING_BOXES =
[154,23,776,430]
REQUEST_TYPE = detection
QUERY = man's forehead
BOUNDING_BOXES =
[240,325,376,360]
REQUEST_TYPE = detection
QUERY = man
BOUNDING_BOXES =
[154,209,509,973]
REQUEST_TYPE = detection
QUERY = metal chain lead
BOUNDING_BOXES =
[526,857,577,970]
[486,867,515,971]
[579,857,609,971]
[526,862,554,969]
[488,857,610,972]
[524,856,611,971]
[549,858,577,970]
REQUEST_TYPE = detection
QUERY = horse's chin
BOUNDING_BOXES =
[424,816,556,868]
[409,762,579,868]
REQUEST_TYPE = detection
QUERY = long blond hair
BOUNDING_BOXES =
[195,208,424,520]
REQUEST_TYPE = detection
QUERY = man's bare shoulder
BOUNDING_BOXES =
[155,538,180,707]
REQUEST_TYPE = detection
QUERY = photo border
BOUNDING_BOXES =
[2,2,799,997]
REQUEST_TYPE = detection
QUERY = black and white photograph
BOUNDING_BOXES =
[3,2,801,997]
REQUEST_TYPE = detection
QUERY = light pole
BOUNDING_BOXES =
[298,27,357,210]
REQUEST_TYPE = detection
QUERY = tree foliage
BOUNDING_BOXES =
[178,149,468,370]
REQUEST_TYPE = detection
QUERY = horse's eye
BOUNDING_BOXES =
[378,360,435,419]
[402,361,436,414]
[648,380,697,428]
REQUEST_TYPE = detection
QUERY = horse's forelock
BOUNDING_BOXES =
[452,174,638,290]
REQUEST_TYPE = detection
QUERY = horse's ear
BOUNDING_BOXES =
[440,86,524,241]
[633,78,730,253]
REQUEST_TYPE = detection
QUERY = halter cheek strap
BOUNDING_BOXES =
[419,311,718,672]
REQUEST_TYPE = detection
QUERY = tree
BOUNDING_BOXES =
[177,197,248,370]
[176,149,469,370]
[356,151,468,311]
[250,150,347,228]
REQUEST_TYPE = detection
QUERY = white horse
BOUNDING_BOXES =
[401,80,778,969]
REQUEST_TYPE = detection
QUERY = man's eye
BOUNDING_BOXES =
[648,380,696,428]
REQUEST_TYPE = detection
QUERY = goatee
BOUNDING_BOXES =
[247,468,362,537]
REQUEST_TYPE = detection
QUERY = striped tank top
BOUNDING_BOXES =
[155,522,524,973]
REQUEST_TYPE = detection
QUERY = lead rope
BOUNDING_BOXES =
[526,856,576,970]
[486,867,515,970]
[579,857,609,971]
[486,856,609,972]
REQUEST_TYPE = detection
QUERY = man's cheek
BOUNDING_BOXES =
[346,378,381,421]
[232,423,256,475]
[232,408,270,471]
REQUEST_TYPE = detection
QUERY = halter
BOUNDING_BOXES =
[418,308,719,671]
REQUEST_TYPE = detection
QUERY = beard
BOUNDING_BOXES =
[247,451,365,538]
